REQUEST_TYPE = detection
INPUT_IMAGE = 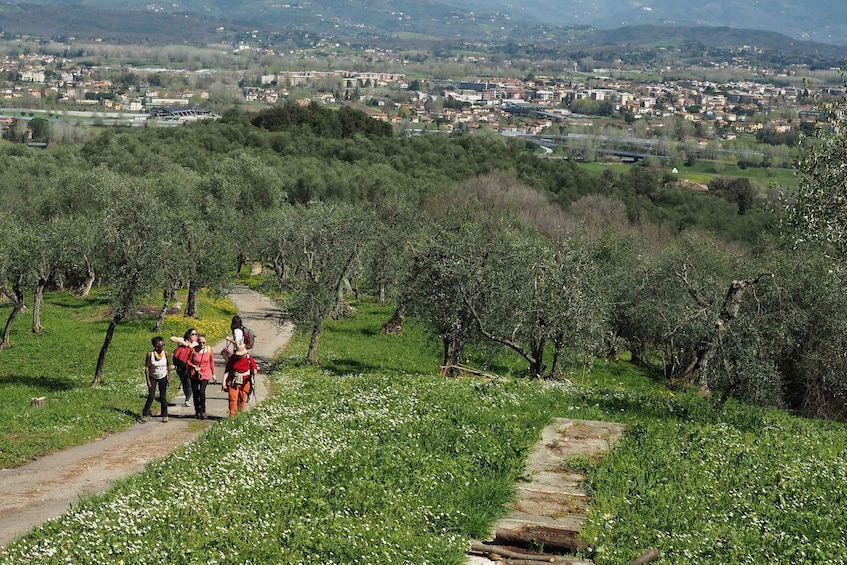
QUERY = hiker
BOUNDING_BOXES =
[142,336,171,423]
[222,342,258,417]
[170,328,198,407]
[220,316,243,362]
[190,333,216,420]
[222,315,255,361]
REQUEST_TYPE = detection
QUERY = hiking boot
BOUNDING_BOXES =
[161,416,168,423]
[140,416,149,423]
[200,412,206,420]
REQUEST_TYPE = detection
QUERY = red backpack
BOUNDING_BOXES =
[173,344,193,370]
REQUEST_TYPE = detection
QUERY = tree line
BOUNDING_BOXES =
[1,101,845,420]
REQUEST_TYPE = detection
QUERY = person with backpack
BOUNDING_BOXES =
[222,342,258,417]
[142,336,171,423]
[170,328,198,407]
[221,315,254,362]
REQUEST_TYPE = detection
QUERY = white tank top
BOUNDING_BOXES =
[149,350,168,380]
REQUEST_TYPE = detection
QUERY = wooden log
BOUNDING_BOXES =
[494,520,587,553]
[30,396,46,408]
[627,547,659,565]
[470,542,556,562]
[503,557,594,565]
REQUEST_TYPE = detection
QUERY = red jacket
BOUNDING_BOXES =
[225,354,258,383]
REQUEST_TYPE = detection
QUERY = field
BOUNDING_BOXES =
[578,161,798,191]
[2,297,847,563]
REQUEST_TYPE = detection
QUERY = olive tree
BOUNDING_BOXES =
[469,230,606,378]
[281,202,374,364]
[0,212,28,349]
[403,216,488,375]
[786,100,847,260]
[778,103,847,416]
[91,170,173,385]
[202,151,287,277]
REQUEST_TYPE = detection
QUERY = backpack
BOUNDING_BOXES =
[242,326,255,350]
[173,344,193,375]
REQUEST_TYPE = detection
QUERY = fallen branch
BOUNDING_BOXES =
[470,542,555,562]
[439,364,501,380]
[627,547,660,565]
[504,560,591,565]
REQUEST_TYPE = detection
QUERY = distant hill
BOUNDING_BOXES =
[0,3,253,44]
[0,0,517,42]
[0,0,845,68]
[441,0,847,46]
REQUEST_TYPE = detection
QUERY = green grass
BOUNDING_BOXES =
[0,289,235,468]
[578,161,798,191]
[3,297,847,564]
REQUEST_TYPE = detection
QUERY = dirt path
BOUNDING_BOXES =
[0,286,293,547]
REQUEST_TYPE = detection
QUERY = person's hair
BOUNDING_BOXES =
[151,336,164,347]
[183,328,198,340]
[230,315,243,330]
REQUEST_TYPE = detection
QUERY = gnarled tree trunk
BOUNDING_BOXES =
[676,268,773,396]
[76,255,95,299]
[154,282,176,332]
[306,322,322,364]
[185,279,199,318]
[1,277,25,350]
[32,274,49,333]
[381,304,405,335]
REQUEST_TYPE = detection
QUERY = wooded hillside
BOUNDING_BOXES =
[1,102,846,420]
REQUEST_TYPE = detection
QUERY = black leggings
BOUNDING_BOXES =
[191,379,208,414]
[143,378,168,417]
[178,367,193,402]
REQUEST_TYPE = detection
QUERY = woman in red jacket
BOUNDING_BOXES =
[223,342,258,417]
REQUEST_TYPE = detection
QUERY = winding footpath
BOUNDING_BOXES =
[0,286,293,547]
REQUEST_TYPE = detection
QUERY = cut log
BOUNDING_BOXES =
[493,515,587,552]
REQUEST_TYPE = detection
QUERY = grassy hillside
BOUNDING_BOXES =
[2,294,847,563]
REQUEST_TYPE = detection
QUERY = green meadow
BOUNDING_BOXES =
[2,297,847,563]
[578,161,798,191]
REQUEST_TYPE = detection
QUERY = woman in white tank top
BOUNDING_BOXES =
[143,336,172,423]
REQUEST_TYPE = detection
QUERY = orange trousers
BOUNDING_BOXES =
[227,381,252,416]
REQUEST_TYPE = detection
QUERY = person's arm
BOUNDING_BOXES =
[170,336,189,347]
[210,350,217,382]
[190,351,202,372]
[144,352,152,386]
[222,357,233,389]
[165,352,172,384]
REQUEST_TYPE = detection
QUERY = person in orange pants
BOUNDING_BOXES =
[222,342,259,416]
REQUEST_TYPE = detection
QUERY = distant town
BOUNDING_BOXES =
[0,40,840,162]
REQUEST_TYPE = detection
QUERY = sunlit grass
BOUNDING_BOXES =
[578,161,798,191]
[3,299,847,564]
[0,289,234,468]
